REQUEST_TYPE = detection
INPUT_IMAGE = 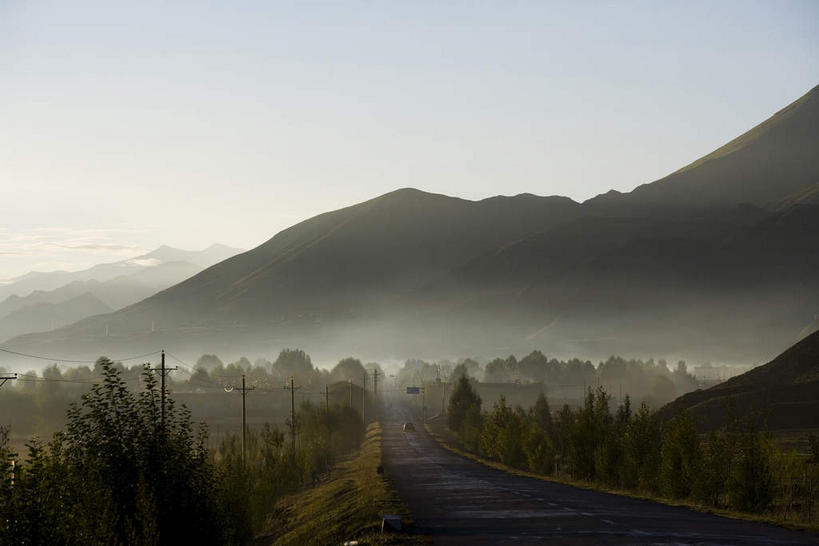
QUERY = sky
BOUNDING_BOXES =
[1,0,817,278]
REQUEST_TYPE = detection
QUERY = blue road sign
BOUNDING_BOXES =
[406,386,420,394]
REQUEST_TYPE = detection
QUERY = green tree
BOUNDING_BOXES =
[523,422,555,474]
[693,430,731,507]
[660,412,700,499]
[447,375,483,451]
[728,422,774,513]
[530,392,553,436]
[479,396,525,467]
[623,402,661,492]
[1,358,228,545]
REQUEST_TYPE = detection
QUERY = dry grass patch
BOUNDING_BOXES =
[257,423,421,545]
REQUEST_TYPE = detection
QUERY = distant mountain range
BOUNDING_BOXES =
[0,244,241,343]
[3,85,817,365]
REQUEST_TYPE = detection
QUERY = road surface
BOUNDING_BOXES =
[382,407,817,545]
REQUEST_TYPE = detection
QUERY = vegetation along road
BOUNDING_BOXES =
[382,407,817,545]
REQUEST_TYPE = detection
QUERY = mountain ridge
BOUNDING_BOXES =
[3,85,818,363]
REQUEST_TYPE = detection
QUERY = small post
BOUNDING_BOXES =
[282,376,301,458]
[373,368,379,396]
[239,374,256,466]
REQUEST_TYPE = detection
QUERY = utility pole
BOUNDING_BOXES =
[238,375,255,466]
[372,368,379,396]
[0,373,16,388]
[348,379,352,408]
[324,384,329,412]
[362,371,367,423]
[422,386,426,422]
[282,376,301,457]
[149,350,177,429]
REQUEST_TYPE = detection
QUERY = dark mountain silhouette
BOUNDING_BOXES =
[2,86,817,363]
[658,328,819,431]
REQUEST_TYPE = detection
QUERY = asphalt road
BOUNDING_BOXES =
[381,407,817,545]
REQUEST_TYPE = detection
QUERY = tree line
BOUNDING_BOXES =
[0,349,381,445]
[0,355,367,545]
[396,351,700,405]
[447,376,819,524]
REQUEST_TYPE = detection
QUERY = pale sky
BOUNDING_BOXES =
[1,0,817,278]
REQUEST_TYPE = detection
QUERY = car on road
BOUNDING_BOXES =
[402,422,415,432]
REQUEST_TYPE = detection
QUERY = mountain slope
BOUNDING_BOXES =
[658,328,819,431]
[587,84,819,212]
[0,293,113,342]
[3,86,817,362]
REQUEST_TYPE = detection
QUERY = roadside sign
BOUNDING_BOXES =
[406,386,420,394]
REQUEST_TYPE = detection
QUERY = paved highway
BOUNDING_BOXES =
[382,408,817,545]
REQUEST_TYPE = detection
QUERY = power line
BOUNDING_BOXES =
[0,347,161,364]
[15,374,102,384]
[165,351,195,375]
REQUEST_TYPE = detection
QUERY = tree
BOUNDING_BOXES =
[273,349,317,385]
[660,412,699,498]
[530,392,553,436]
[330,358,367,386]
[623,401,661,492]
[0,358,228,545]
[694,430,731,507]
[728,421,774,513]
[523,422,555,474]
[447,375,483,450]
[479,397,525,467]
[196,354,224,371]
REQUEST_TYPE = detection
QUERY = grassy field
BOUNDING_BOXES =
[257,422,420,545]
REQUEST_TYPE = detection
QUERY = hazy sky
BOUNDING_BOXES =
[1,0,817,278]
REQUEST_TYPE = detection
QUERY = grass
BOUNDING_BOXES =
[256,422,422,545]
[424,419,819,535]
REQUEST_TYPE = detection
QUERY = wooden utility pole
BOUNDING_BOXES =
[422,385,426,421]
[362,371,367,422]
[0,373,16,388]
[149,350,176,429]
[238,375,255,466]
[348,379,352,408]
[441,380,446,416]
[324,384,329,412]
[282,376,301,457]
[372,368,379,396]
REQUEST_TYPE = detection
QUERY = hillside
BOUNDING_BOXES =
[2,86,817,363]
[587,84,819,213]
[658,329,819,431]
